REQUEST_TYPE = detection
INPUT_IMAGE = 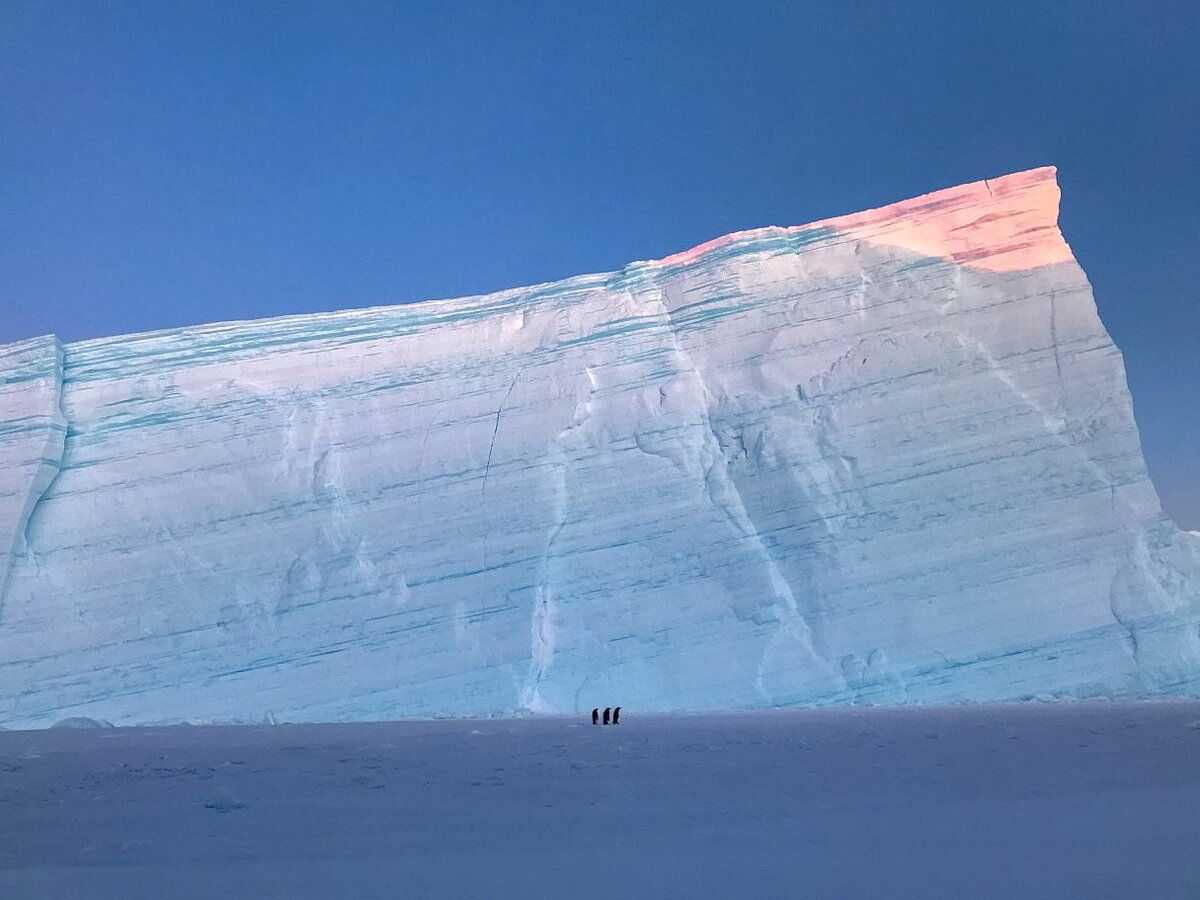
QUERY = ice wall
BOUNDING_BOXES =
[2,168,1198,726]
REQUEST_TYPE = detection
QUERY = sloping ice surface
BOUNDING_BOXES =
[1,168,1198,726]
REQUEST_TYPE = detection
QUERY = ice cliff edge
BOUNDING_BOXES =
[2,167,1198,727]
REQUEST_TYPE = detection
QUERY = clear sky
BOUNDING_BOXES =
[2,1,1196,527]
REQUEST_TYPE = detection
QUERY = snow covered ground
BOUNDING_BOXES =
[2,702,1199,898]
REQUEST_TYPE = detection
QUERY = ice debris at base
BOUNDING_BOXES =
[1,167,1198,727]
[49,717,115,730]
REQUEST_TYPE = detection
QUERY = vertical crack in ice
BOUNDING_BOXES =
[521,366,594,712]
[482,373,520,567]
[523,444,566,713]
[948,321,1163,675]
[1048,288,1064,385]
[948,327,1124,492]
[273,396,377,630]
[1107,522,1200,687]
[632,285,837,698]
[1108,563,1142,668]
[944,272,1137,518]
[19,347,69,554]
[1,338,69,617]
[482,373,519,503]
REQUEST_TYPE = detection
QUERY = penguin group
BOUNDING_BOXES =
[591,707,621,725]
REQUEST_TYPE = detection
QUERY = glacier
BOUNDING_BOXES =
[1,166,1198,727]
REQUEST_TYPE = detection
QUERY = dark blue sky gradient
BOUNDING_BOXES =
[2,1,1197,526]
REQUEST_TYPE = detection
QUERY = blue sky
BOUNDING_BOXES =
[2,1,1196,526]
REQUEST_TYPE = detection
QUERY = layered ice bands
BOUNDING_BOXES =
[1,167,1198,727]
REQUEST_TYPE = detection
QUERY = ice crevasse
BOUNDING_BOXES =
[1,167,1198,727]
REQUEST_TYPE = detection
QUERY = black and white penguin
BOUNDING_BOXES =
[612,706,621,724]
[602,707,611,725]
[591,708,599,725]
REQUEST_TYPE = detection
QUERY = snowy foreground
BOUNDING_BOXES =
[2,703,1199,899]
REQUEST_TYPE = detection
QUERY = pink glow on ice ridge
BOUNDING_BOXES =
[651,167,1073,273]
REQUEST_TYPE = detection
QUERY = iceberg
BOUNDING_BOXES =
[1,167,1197,727]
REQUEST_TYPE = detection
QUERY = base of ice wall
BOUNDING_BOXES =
[0,169,1197,727]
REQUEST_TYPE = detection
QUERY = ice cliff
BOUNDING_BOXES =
[2,167,1198,727]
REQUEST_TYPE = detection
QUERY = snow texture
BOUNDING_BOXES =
[0,704,1198,898]
[1,167,1198,726]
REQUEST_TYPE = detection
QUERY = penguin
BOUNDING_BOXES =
[603,707,611,725]
[591,708,599,725]
[612,706,621,725]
